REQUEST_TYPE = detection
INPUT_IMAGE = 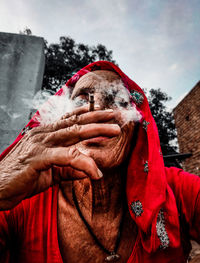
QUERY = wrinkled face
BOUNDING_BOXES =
[71,70,136,170]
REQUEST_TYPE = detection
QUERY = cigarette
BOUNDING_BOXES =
[89,93,94,111]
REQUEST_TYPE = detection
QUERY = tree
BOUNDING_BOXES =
[42,36,116,92]
[19,27,32,36]
[147,88,180,167]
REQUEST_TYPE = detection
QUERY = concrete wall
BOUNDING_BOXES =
[0,32,45,153]
[173,81,200,176]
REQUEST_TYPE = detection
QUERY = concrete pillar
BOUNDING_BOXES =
[0,32,45,153]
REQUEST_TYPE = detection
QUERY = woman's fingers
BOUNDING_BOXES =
[61,105,91,119]
[30,108,114,135]
[51,109,115,131]
[28,105,90,135]
[33,147,103,180]
[60,103,101,120]
[43,123,121,146]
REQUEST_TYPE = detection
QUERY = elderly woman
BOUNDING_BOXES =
[0,61,199,263]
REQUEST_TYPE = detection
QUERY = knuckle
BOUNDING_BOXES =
[76,115,81,123]
[47,121,64,131]
[27,126,47,142]
[31,133,44,144]
[42,133,55,145]
[71,124,81,133]
[69,114,80,125]
[62,112,70,119]
[68,147,80,159]
[51,122,59,131]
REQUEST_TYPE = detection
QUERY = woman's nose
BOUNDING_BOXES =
[94,92,116,110]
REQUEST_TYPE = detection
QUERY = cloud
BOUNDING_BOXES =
[0,0,199,110]
[169,64,178,71]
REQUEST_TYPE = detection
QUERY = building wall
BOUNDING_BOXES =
[0,33,45,153]
[173,82,200,176]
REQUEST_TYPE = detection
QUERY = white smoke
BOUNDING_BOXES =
[30,80,142,126]
[90,79,142,126]
[34,86,76,125]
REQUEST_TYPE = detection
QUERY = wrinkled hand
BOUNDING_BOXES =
[0,106,120,210]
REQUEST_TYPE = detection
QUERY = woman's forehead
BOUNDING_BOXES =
[72,70,121,96]
[90,70,120,81]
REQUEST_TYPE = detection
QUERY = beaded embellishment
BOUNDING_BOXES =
[130,91,144,105]
[131,201,143,217]
[156,209,169,249]
[144,161,149,173]
[143,120,150,131]
[21,126,32,135]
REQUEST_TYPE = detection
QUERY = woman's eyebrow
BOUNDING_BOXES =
[75,86,95,96]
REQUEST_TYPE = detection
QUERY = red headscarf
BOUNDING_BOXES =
[0,61,180,253]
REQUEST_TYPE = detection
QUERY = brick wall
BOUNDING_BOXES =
[173,82,200,176]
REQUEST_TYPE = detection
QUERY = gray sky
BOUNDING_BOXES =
[1,0,200,109]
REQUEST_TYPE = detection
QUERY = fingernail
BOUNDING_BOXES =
[95,105,101,109]
[97,169,103,178]
[112,124,121,132]
[105,109,113,112]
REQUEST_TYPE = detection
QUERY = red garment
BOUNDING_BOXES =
[0,61,199,261]
[0,168,200,263]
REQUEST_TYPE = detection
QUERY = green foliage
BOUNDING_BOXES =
[148,89,176,146]
[147,88,180,167]
[42,36,116,92]
[19,27,32,35]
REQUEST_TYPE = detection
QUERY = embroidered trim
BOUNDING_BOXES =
[131,201,143,217]
[130,91,144,105]
[143,120,150,131]
[156,209,169,249]
[144,161,149,173]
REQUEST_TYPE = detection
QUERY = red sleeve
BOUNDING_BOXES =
[190,192,200,242]
[0,210,12,262]
[0,202,25,262]
[165,167,200,242]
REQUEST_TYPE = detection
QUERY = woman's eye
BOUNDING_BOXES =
[74,94,89,107]
[116,99,129,108]
[119,101,128,108]
[75,93,89,100]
